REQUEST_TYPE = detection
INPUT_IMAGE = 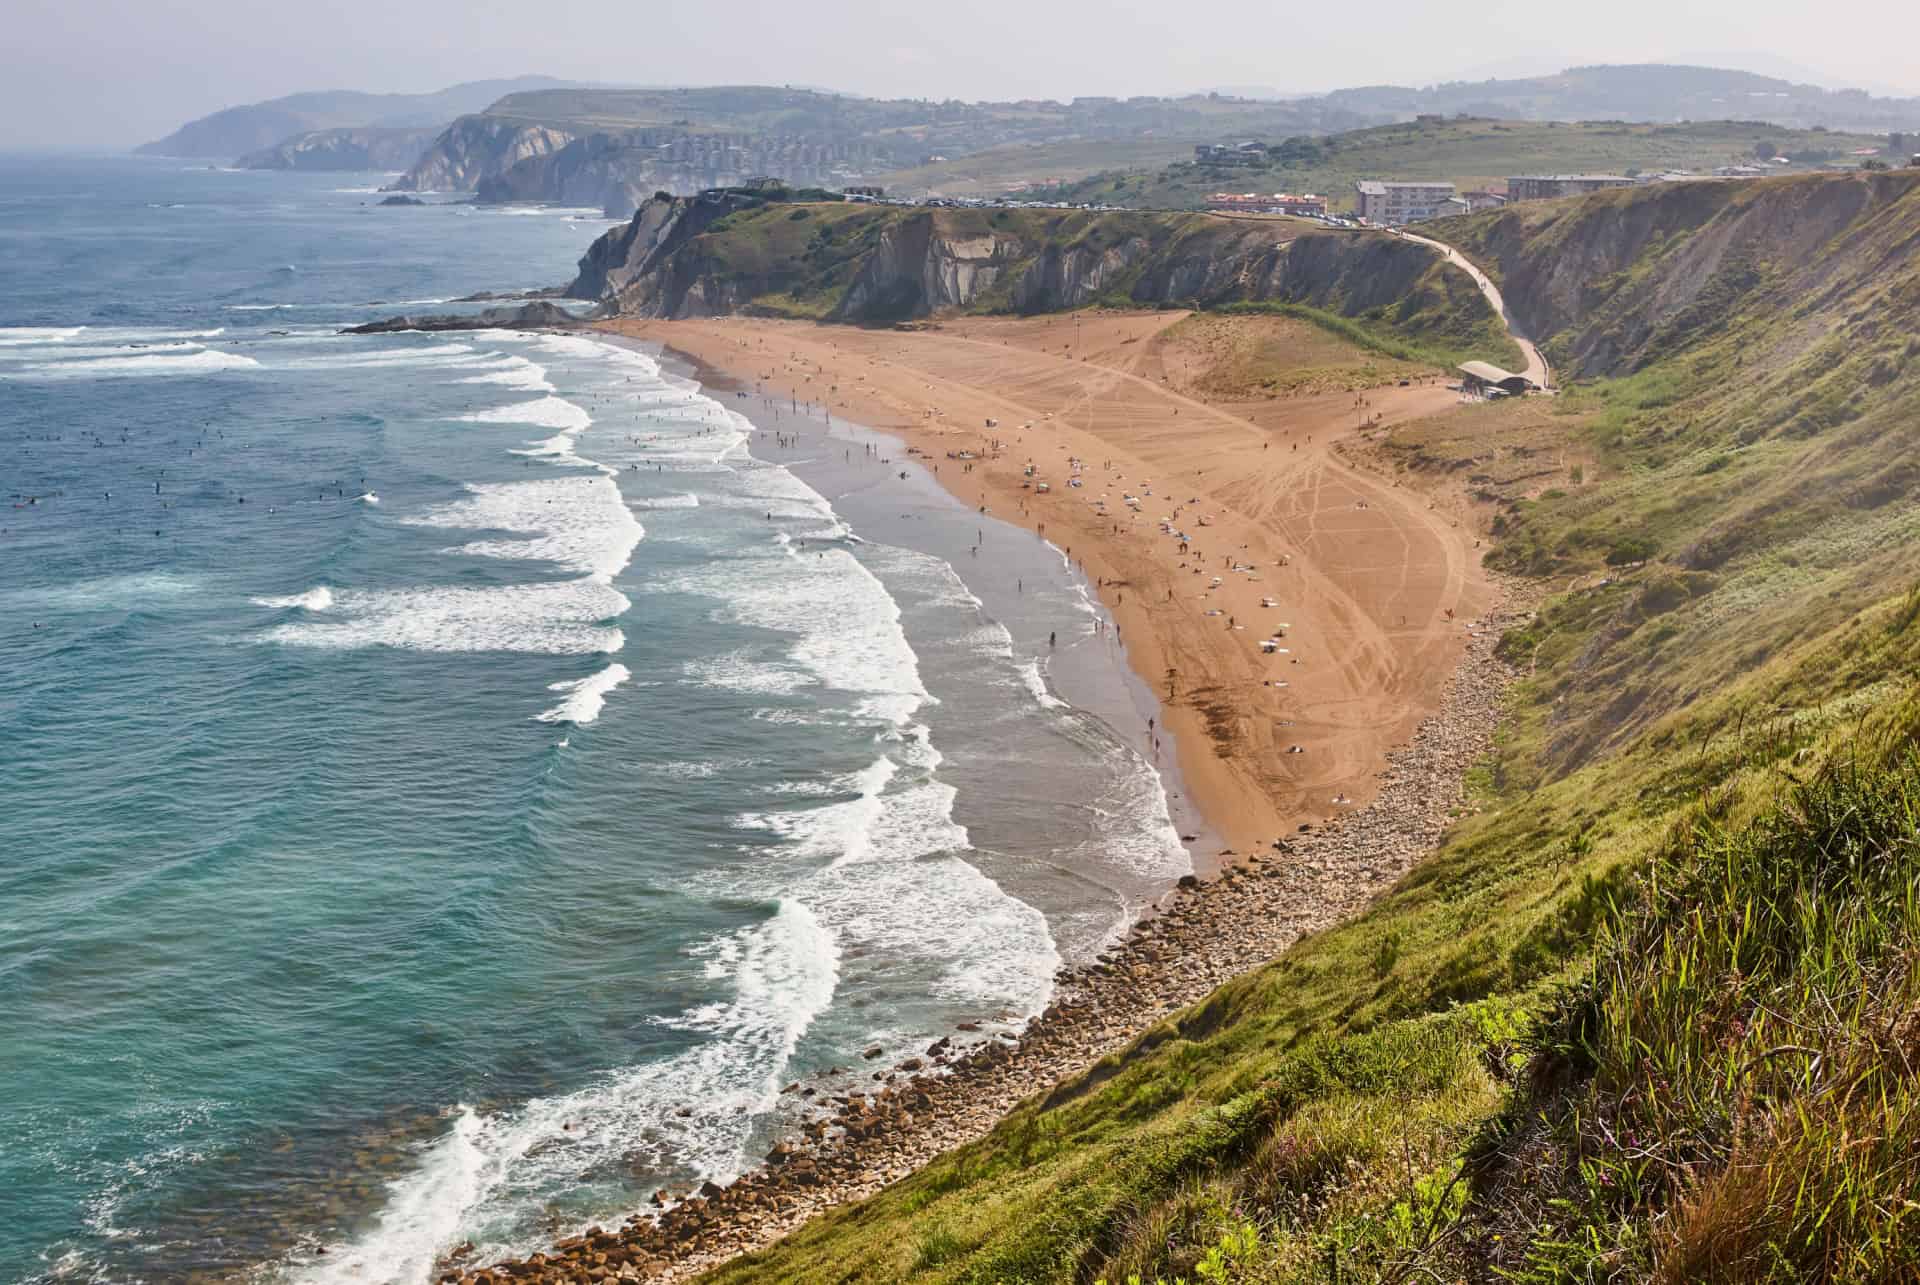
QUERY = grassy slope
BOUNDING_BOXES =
[1028,118,1888,211]
[875,140,1202,200]
[694,172,1920,1282]
[1155,313,1439,396]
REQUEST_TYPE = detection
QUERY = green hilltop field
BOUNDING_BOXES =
[1022,116,1899,210]
[690,169,1920,1283]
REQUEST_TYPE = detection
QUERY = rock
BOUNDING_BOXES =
[861,1045,884,1060]
[340,301,591,335]
[379,194,427,207]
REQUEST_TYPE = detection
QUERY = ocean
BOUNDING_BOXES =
[0,155,1191,1283]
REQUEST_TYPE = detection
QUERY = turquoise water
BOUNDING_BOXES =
[0,157,1188,1282]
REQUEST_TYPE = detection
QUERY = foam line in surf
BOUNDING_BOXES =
[258,581,628,655]
[454,396,591,432]
[403,478,642,581]
[11,348,258,378]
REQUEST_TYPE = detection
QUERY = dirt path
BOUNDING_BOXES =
[1396,230,1551,387]
[602,311,1495,856]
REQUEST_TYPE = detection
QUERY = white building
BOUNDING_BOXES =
[1353,179,1457,225]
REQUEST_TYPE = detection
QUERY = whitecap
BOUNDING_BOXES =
[536,662,630,724]
[253,586,333,611]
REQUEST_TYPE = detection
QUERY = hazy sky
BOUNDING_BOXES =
[6,0,1918,147]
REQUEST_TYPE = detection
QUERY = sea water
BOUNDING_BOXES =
[0,156,1189,1282]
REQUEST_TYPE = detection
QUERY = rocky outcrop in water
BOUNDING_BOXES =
[388,117,578,192]
[340,301,591,335]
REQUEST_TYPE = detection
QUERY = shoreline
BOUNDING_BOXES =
[643,337,1222,873]
[432,314,1515,1284]
[445,589,1527,1284]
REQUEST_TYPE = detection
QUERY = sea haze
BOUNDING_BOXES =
[0,156,1187,1282]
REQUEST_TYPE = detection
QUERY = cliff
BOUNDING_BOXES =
[236,127,439,172]
[568,193,1504,357]
[386,117,578,192]
[476,133,662,217]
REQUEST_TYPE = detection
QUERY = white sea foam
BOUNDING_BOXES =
[253,586,334,611]
[454,396,592,432]
[1019,659,1069,710]
[0,325,85,345]
[536,662,631,724]
[737,737,1059,1011]
[226,303,298,311]
[259,581,628,654]
[634,494,699,509]
[10,348,259,378]
[294,901,839,1284]
[682,650,812,696]
[404,478,642,580]
[3,571,203,609]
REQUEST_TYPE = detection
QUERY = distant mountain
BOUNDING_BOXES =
[136,77,586,159]
[1322,64,1920,131]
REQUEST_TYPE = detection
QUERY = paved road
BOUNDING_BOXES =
[1397,231,1550,388]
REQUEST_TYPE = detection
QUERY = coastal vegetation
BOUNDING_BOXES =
[676,169,1920,1282]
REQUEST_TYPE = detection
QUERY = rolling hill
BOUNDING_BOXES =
[134,75,581,159]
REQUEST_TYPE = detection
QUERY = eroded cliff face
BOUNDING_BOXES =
[1446,172,1920,378]
[569,196,1456,328]
[476,133,661,217]
[389,118,577,192]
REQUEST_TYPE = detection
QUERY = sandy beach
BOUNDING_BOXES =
[602,311,1494,857]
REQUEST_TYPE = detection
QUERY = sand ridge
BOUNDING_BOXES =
[601,311,1495,855]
